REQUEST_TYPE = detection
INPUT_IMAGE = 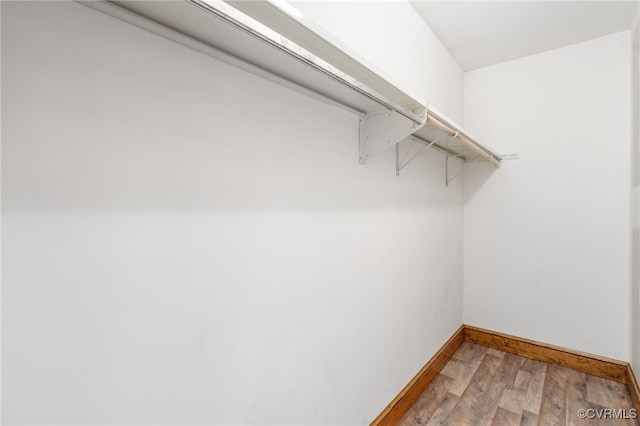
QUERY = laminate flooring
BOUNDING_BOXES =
[399,342,638,425]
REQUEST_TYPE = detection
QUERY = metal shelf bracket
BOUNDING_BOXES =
[359,109,425,164]
[445,155,462,186]
[446,155,481,186]
[395,134,444,176]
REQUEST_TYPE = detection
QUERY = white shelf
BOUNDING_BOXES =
[80,0,503,169]
[417,107,502,166]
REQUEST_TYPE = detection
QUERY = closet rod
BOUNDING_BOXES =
[425,114,501,167]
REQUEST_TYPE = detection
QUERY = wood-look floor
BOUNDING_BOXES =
[399,342,638,425]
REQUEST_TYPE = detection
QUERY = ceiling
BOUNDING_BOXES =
[410,1,639,71]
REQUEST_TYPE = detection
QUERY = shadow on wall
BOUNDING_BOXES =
[461,161,499,204]
[631,8,640,372]
[633,227,640,370]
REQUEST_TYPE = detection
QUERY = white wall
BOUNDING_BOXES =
[291,0,465,124]
[1,1,465,424]
[464,32,632,360]
[631,9,640,372]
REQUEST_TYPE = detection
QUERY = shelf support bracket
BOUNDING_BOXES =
[446,155,480,186]
[359,110,425,164]
[395,134,445,176]
[446,156,460,186]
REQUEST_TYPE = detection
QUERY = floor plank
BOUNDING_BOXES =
[499,387,526,415]
[565,368,588,426]
[450,354,504,424]
[425,392,460,426]
[538,364,571,425]
[522,359,548,415]
[520,410,538,426]
[453,342,489,362]
[514,370,532,391]
[492,407,521,425]
[449,358,485,397]
[586,375,634,410]
[398,374,455,426]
